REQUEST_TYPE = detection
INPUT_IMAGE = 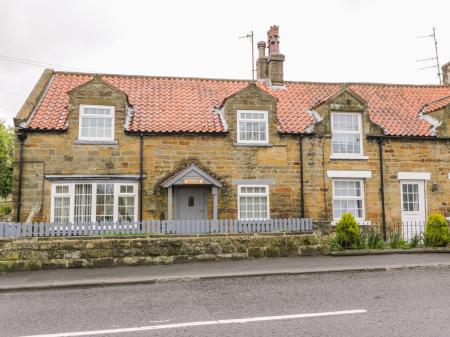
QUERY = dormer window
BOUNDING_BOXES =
[331,112,365,159]
[237,110,269,144]
[79,105,115,141]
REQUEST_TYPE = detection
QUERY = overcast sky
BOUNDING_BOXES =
[0,0,449,125]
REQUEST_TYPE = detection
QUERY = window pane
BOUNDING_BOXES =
[239,194,268,220]
[80,111,113,140]
[74,184,92,223]
[238,111,267,143]
[118,196,135,222]
[54,196,70,223]
[332,134,361,154]
[96,183,114,222]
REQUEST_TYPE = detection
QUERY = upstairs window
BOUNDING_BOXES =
[331,112,363,156]
[79,105,115,141]
[237,110,269,144]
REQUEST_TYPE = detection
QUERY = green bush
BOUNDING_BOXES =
[336,213,360,249]
[0,205,11,215]
[425,213,449,247]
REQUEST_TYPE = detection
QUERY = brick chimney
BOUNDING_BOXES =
[442,61,450,85]
[267,25,285,86]
[256,41,268,80]
[256,25,285,87]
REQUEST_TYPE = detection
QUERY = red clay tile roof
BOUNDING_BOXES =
[421,95,450,114]
[26,71,450,136]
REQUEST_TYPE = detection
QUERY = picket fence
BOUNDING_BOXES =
[0,218,314,238]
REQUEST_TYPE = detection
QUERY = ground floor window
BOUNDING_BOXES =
[238,185,269,219]
[51,181,138,223]
[332,179,365,220]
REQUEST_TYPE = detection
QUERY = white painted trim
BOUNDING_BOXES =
[237,185,270,220]
[397,172,431,180]
[78,104,115,142]
[448,173,450,179]
[327,170,372,178]
[331,220,372,226]
[330,154,369,160]
[236,110,269,145]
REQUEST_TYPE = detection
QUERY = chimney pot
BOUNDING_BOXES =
[267,25,280,54]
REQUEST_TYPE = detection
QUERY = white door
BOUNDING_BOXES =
[400,180,426,238]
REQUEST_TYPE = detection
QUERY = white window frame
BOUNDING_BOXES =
[78,104,115,142]
[331,178,366,222]
[330,112,364,158]
[50,181,138,223]
[237,185,270,220]
[236,110,269,145]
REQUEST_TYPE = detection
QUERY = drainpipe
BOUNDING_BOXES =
[139,133,144,222]
[378,138,387,241]
[16,130,27,223]
[299,135,305,218]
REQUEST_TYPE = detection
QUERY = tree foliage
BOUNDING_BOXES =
[0,120,14,198]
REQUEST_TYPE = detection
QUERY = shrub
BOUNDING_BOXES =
[0,205,11,215]
[425,213,449,247]
[336,213,360,249]
[330,238,343,252]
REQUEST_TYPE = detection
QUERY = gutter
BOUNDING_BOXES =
[367,135,450,141]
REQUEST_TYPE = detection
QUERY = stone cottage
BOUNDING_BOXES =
[12,26,450,230]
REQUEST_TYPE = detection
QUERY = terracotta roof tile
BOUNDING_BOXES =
[26,72,450,137]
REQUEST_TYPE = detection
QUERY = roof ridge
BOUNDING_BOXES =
[53,70,450,87]
[54,70,251,83]
[284,80,450,88]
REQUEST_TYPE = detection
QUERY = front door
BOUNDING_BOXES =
[174,187,208,219]
[400,180,426,238]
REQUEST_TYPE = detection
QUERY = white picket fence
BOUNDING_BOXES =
[0,218,314,238]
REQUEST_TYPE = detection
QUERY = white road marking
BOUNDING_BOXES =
[21,309,367,337]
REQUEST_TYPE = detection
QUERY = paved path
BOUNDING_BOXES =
[1,253,450,291]
[1,267,450,336]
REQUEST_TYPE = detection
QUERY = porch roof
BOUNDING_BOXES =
[161,164,222,188]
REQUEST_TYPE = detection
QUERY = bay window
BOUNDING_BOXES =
[51,182,138,223]
[238,185,270,219]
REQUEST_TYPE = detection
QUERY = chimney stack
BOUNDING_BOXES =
[442,61,450,85]
[267,25,285,86]
[256,41,268,79]
[256,25,285,87]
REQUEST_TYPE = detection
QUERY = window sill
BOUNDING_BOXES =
[75,140,118,145]
[234,143,273,147]
[331,220,372,226]
[330,154,369,160]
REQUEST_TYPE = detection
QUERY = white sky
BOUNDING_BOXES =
[0,0,449,125]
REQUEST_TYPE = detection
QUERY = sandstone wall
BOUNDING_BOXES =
[0,233,331,272]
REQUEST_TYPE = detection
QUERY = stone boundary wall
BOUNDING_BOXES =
[0,233,331,273]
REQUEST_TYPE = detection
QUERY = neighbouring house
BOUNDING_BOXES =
[12,26,450,229]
